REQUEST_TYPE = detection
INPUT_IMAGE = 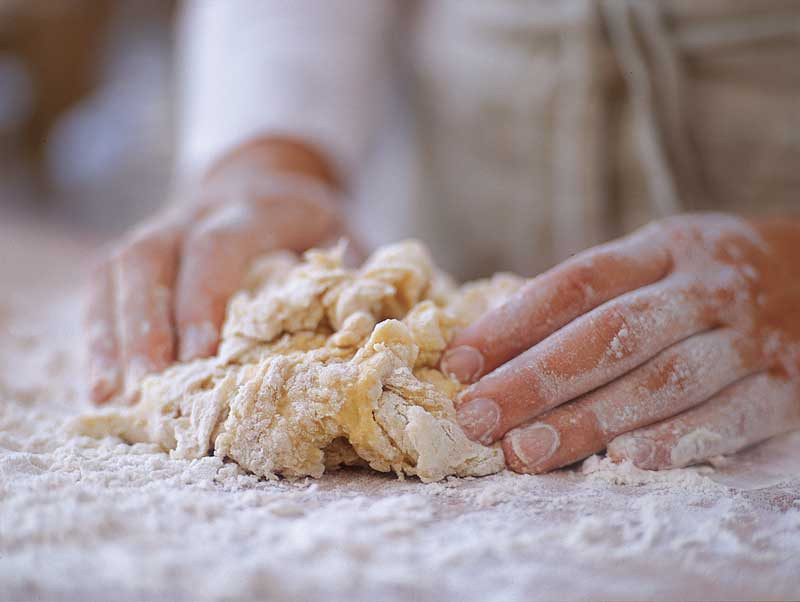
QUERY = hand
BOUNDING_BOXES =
[442,214,800,473]
[85,138,346,404]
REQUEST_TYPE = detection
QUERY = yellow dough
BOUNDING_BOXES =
[78,241,522,482]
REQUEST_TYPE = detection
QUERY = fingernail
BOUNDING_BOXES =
[180,322,218,361]
[508,424,559,469]
[609,435,655,467]
[441,346,484,383]
[456,398,500,444]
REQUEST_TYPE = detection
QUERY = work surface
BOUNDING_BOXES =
[1,217,799,601]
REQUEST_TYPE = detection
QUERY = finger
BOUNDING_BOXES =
[457,274,713,445]
[501,328,764,473]
[176,193,341,361]
[84,260,121,404]
[442,223,672,383]
[114,224,180,400]
[607,371,800,469]
[175,204,260,361]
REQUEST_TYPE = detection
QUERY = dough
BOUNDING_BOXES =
[78,241,522,482]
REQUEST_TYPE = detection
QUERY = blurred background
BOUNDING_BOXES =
[0,0,178,294]
[0,0,174,239]
[0,0,797,292]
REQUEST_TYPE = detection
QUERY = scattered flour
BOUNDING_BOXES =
[581,454,721,489]
[2,235,800,601]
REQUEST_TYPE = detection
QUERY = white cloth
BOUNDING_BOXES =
[177,0,395,184]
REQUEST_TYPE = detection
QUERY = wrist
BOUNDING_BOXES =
[203,135,342,193]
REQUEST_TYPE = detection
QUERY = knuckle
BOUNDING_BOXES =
[184,225,220,255]
[115,215,185,262]
[642,218,670,235]
[561,262,596,308]
[599,304,632,335]
[628,219,673,254]
[187,205,255,252]
[600,304,639,359]
[116,228,168,264]
[649,351,691,396]
[199,202,254,233]
[653,214,684,234]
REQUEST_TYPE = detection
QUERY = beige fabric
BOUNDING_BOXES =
[378,0,800,279]
[614,0,800,232]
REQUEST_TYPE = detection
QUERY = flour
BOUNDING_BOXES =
[581,454,721,490]
[77,240,522,481]
[670,428,726,468]
[3,227,800,601]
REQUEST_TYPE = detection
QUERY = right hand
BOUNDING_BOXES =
[443,214,800,473]
[85,139,347,404]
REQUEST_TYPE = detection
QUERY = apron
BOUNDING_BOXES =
[353,0,800,280]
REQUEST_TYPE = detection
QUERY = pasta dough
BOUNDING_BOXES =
[78,241,522,482]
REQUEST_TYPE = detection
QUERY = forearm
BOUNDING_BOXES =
[175,0,395,190]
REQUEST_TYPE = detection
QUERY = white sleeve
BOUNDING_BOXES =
[176,0,395,185]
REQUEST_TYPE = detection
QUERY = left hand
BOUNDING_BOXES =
[441,214,800,473]
[84,137,349,404]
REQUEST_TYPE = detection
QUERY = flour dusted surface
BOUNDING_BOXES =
[78,241,521,481]
[2,273,800,601]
